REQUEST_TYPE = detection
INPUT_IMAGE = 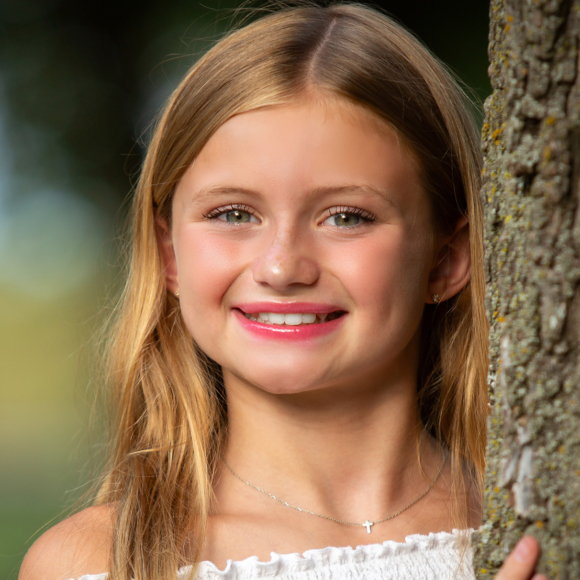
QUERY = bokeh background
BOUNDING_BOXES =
[0,0,491,578]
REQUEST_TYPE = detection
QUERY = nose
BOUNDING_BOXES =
[252,228,320,291]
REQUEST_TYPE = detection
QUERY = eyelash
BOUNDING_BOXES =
[202,204,257,220]
[201,204,376,224]
[325,206,376,223]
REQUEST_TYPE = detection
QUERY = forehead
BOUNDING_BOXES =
[180,98,423,192]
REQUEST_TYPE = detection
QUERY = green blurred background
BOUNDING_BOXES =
[0,0,491,578]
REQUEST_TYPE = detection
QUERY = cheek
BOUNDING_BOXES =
[333,231,432,315]
[176,228,245,319]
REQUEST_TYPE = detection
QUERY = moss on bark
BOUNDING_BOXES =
[473,0,580,577]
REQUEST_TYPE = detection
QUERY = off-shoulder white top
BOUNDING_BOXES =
[69,529,475,580]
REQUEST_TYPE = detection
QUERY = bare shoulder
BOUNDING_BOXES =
[19,504,114,580]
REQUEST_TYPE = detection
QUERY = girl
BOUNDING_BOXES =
[20,3,544,580]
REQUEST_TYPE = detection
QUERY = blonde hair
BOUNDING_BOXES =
[96,4,488,579]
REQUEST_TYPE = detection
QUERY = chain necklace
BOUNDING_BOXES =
[223,455,446,534]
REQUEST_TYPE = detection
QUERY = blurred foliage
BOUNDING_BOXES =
[0,0,490,578]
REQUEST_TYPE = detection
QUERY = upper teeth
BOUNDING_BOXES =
[244,312,328,325]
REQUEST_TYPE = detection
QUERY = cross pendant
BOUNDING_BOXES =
[362,520,374,534]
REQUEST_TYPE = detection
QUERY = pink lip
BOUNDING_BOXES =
[233,308,346,341]
[234,302,343,314]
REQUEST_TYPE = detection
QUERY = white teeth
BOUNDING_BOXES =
[243,312,332,325]
[284,313,303,326]
[268,313,286,325]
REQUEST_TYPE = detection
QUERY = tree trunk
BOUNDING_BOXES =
[472,0,580,577]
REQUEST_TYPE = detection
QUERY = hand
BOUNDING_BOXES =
[494,536,546,580]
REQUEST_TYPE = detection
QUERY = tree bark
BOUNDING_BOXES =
[472,0,580,577]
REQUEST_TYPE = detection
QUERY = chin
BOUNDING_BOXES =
[231,365,330,396]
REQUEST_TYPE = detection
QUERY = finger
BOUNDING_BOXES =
[495,536,541,580]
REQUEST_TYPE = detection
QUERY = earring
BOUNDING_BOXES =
[432,294,439,303]
[175,289,180,298]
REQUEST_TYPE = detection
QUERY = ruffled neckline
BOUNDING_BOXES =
[183,528,473,577]
[73,528,474,579]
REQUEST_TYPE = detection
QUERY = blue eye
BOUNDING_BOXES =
[322,207,375,227]
[326,212,362,227]
[218,209,255,223]
[203,205,259,224]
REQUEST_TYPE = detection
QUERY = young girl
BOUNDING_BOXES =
[19,3,544,580]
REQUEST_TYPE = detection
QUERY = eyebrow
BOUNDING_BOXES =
[311,184,397,205]
[189,184,398,207]
[189,186,261,204]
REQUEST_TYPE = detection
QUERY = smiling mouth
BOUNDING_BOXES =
[241,311,346,326]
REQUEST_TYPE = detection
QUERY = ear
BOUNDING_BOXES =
[427,216,471,304]
[155,215,179,295]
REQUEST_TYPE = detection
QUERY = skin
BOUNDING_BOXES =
[164,98,468,563]
[167,100,452,397]
[18,99,545,580]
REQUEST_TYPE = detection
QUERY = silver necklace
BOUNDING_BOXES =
[223,455,446,534]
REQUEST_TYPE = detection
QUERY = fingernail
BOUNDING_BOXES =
[514,537,533,562]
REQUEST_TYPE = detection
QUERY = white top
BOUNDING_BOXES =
[70,529,475,580]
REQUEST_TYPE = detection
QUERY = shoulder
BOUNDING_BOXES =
[18,504,115,580]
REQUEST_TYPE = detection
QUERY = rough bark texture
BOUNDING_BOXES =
[472,0,580,577]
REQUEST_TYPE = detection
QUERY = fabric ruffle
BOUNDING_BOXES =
[71,528,474,580]
[185,528,474,579]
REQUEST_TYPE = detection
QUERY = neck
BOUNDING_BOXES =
[220,371,443,524]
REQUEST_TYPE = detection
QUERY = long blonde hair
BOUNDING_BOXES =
[96,4,488,579]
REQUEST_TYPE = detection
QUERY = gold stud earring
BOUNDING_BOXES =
[432,294,439,303]
[175,289,180,298]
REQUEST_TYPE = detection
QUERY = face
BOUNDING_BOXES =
[160,100,460,396]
